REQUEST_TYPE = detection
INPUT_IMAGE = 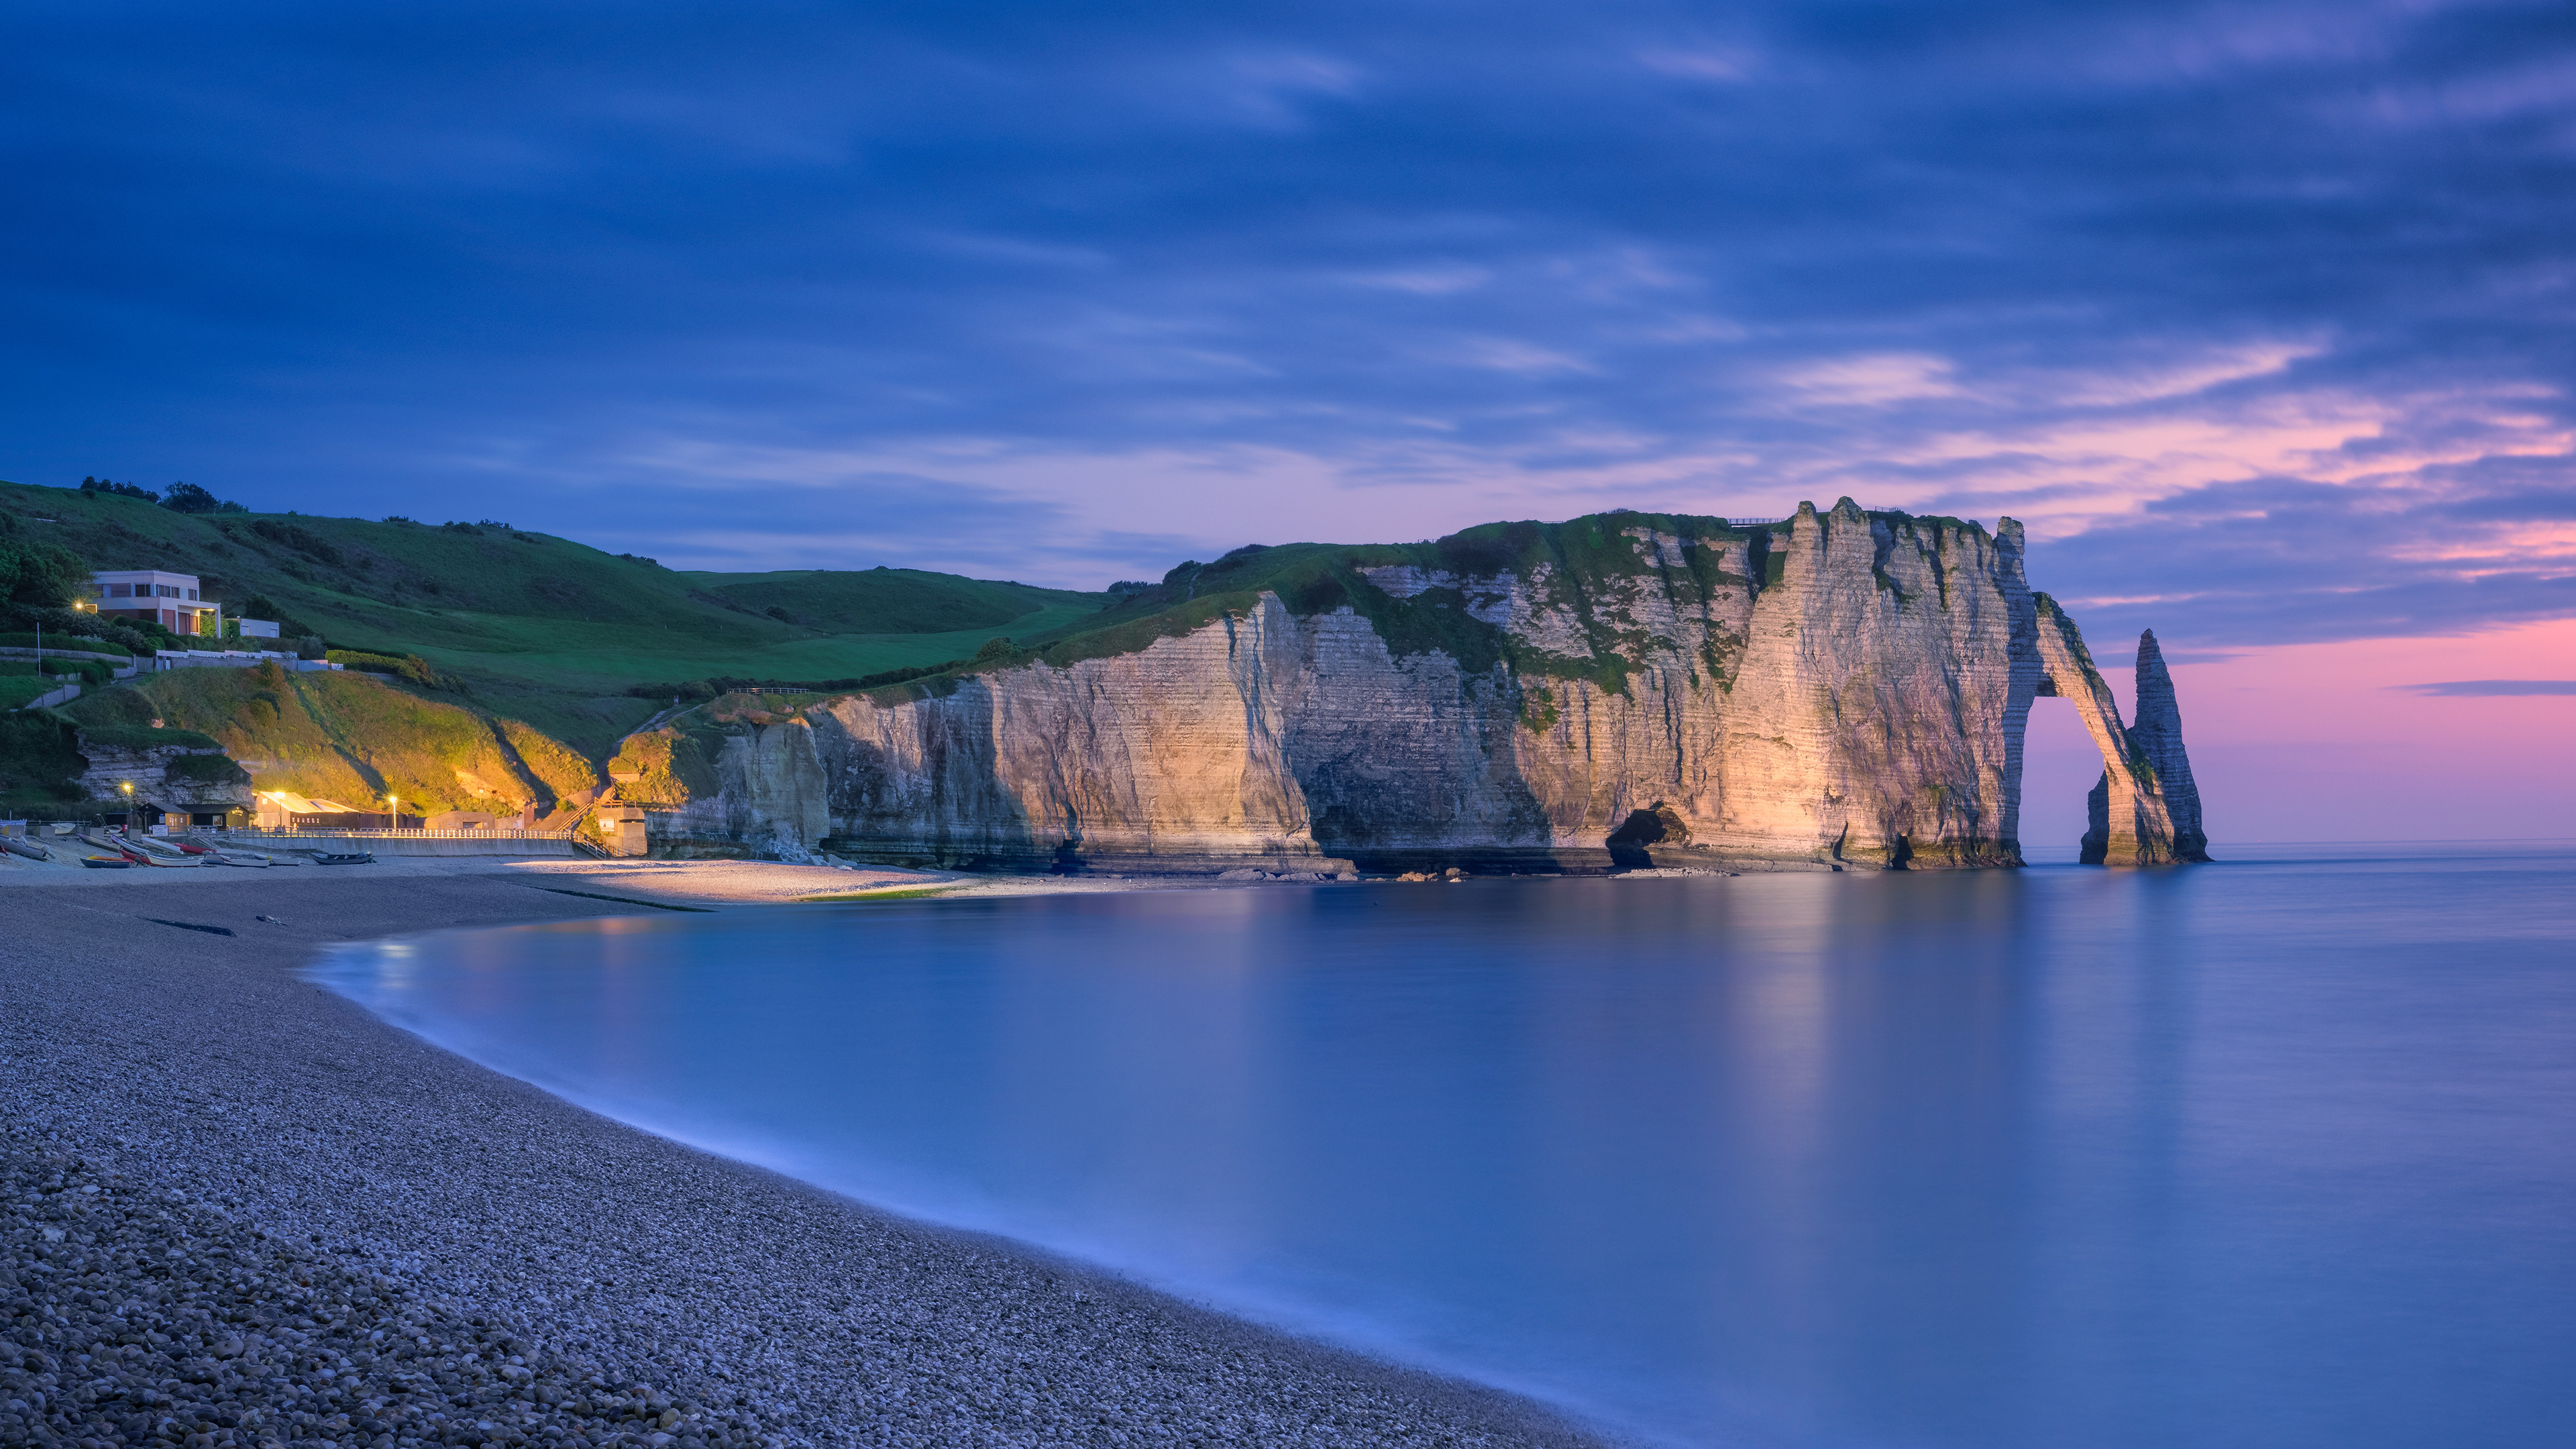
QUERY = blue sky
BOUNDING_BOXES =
[6,0,2573,650]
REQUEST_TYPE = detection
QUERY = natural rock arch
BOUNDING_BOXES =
[2015,600,2210,865]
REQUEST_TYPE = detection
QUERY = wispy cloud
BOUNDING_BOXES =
[2396,680,2576,696]
[1770,354,1963,407]
[0,0,2568,644]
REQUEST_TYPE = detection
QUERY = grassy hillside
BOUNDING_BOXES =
[0,480,1110,699]
[681,568,1086,635]
[63,665,603,816]
[0,478,1114,777]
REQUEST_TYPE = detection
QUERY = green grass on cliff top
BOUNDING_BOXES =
[0,480,1112,696]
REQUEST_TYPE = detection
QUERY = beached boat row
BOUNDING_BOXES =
[0,826,375,870]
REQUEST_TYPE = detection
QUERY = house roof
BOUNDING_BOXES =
[258,790,366,815]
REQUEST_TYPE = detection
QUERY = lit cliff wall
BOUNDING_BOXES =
[629,500,2206,871]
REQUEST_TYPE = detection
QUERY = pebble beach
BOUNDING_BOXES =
[0,869,1613,1449]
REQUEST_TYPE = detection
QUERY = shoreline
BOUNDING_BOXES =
[0,869,1616,1448]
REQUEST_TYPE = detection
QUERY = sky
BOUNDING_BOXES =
[5,0,2571,837]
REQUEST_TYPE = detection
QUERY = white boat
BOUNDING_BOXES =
[121,836,203,867]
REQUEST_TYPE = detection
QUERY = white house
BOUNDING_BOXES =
[91,570,219,637]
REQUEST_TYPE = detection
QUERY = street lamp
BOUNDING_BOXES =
[385,794,399,831]
[119,780,134,834]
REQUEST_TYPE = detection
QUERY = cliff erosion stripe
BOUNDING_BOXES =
[530,887,717,912]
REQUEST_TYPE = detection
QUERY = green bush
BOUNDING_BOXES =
[161,482,248,515]
[326,649,452,691]
[0,536,90,608]
[4,658,113,682]
[0,658,107,680]
[0,633,133,657]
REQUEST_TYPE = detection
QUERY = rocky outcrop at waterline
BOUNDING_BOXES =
[2086,628,2210,864]
[616,502,2208,873]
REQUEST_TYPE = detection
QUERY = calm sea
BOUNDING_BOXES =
[312,844,2576,1449]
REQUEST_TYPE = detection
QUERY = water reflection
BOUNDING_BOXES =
[313,849,2576,1449]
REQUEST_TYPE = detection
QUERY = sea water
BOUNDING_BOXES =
[312,844,2576,1449]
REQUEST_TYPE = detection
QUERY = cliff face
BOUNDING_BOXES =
[640,502,2205,871]
[74,737,254,818]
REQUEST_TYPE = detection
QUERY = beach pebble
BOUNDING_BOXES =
[0,1132,779,1449]
[3,874,1605,1449]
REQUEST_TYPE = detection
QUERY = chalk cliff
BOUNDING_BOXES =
[2098,628,2210,862]
[628,502,2206,871]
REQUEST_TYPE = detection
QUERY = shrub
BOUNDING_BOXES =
[14,658,115,684]
[160,482,248,515]
[78,476,158,503]
[0,633,132,657]
[0,537,91,608]
[326,649,452,691]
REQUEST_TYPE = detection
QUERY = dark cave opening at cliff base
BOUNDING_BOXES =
[2021,696,2118,864]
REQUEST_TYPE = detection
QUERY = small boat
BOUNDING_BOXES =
[79,855,133,869]
[213,851,272,867]
[2,838,49,862]
[169,840,217,856]
[311,850,376,865]
[122,838,203,867]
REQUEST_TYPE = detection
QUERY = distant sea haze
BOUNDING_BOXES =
[315,845,2576,1449]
